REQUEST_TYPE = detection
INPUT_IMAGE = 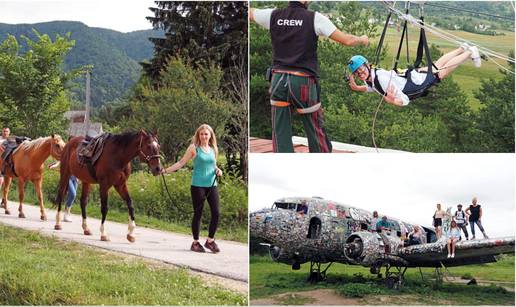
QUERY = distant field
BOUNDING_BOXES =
[374,26,514,110]
[250,254,515,305]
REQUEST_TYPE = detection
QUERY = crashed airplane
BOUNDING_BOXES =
[250,196,515,288]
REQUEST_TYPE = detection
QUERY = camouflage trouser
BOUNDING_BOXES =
[269,71,332,153]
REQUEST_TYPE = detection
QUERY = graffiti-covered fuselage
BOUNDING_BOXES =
[250,197,434,266]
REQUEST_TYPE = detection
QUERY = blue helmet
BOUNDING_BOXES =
[348,55,368,73]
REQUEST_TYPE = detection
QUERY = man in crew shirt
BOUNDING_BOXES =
[250,1,369,152]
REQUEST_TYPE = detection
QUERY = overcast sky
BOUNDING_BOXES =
[249,154,515,238]
[0,0,156,32]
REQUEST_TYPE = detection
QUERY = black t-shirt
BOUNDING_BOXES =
[270,2,319,76]
[469,204,481,221]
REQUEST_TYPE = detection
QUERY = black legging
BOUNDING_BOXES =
[190,185,220,240]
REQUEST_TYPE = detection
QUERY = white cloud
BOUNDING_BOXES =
[249,154,515,238]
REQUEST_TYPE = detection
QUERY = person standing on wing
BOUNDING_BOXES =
[250,1,369,152]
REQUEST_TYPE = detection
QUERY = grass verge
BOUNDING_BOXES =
[250,255,514,305]
[0,224,247,305]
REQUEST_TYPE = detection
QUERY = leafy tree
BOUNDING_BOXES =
[144,1,248,178]
[127,57,231,161]
[0,31,82,137]
[143,1,247,82]
[475,51,515,152]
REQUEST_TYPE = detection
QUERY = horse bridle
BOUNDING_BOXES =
[138,134,161,163]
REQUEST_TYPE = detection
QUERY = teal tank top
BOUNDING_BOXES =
[191,146,217,187]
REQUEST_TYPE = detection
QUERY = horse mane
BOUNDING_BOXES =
[110,131,139,147]
[15,137,52,153]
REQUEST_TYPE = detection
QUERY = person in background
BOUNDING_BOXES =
[0,127,10,188]
[465,197,488,239]
[453,204,469,240]
[446,220,461,258]
[433,203,446,239]
[48,161,78,222]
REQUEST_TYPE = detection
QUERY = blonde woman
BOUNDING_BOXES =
[163,124,223,253]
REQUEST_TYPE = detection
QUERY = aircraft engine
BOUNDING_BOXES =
[344,231,408,267]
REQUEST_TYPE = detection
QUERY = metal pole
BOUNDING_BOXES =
[85,70,91,136]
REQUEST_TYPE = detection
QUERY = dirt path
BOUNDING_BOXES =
[0,202,248,293]
[251,289,360,305]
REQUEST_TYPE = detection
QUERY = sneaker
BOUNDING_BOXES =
[460,42,470,51]
[63,212,72,222]
[190,241,206,253]
[447,254,451,258]
[483,233,489,239]
[469,46,481,67]
[204,240,220,253]
[451,253,455,258]
[471,235,476,240]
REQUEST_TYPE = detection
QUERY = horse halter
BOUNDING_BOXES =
[138,134,161,163]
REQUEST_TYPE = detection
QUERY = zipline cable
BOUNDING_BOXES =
[385,3,515,66]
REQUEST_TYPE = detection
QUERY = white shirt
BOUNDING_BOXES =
[365,69,428,106]
[253,8,337,38]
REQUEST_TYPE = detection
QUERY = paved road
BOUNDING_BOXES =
[0,201,248,283]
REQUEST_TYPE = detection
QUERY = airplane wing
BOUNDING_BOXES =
[397,237,514,267]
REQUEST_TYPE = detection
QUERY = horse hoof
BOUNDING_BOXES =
[84,229,92,236]
[100,235,110,242]
[40,216,47,221]
[54,224,62,230]
[18,212,25,218]
[5,209,10,215]
[127,234,136,243]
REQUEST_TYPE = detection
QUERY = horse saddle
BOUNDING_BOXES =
[1,136,31,176]
[77,133,111,167]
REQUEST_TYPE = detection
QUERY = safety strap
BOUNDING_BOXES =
[270,99,290,107]
[272,69,312,77]
[374,11,392,66]
[393,5,410,72]
[296,103,321,114]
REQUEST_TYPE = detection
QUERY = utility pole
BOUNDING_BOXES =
[84,70,91,136]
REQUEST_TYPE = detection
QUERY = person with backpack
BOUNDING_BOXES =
[453,204,469,240]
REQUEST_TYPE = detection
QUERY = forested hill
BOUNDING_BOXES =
[0,21,163,107]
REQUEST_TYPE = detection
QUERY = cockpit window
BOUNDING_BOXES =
[273,202,308,213]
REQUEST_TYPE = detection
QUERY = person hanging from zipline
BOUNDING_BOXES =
[346,43,481,107]
[345,2,482,107]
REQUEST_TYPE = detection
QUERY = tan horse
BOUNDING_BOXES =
[0,135,65,220]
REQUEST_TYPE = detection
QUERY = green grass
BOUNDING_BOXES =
[0,224,247,305]
[250,255,515,305]
[374,27,514,110]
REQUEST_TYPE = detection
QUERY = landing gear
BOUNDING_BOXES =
[307,259,333,283]
[383,264,407,289]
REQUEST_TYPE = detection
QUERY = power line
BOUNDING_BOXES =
[420,2,515,22]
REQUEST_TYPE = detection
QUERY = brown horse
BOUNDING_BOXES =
[0,135,66,220]
[54,130,162,242]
